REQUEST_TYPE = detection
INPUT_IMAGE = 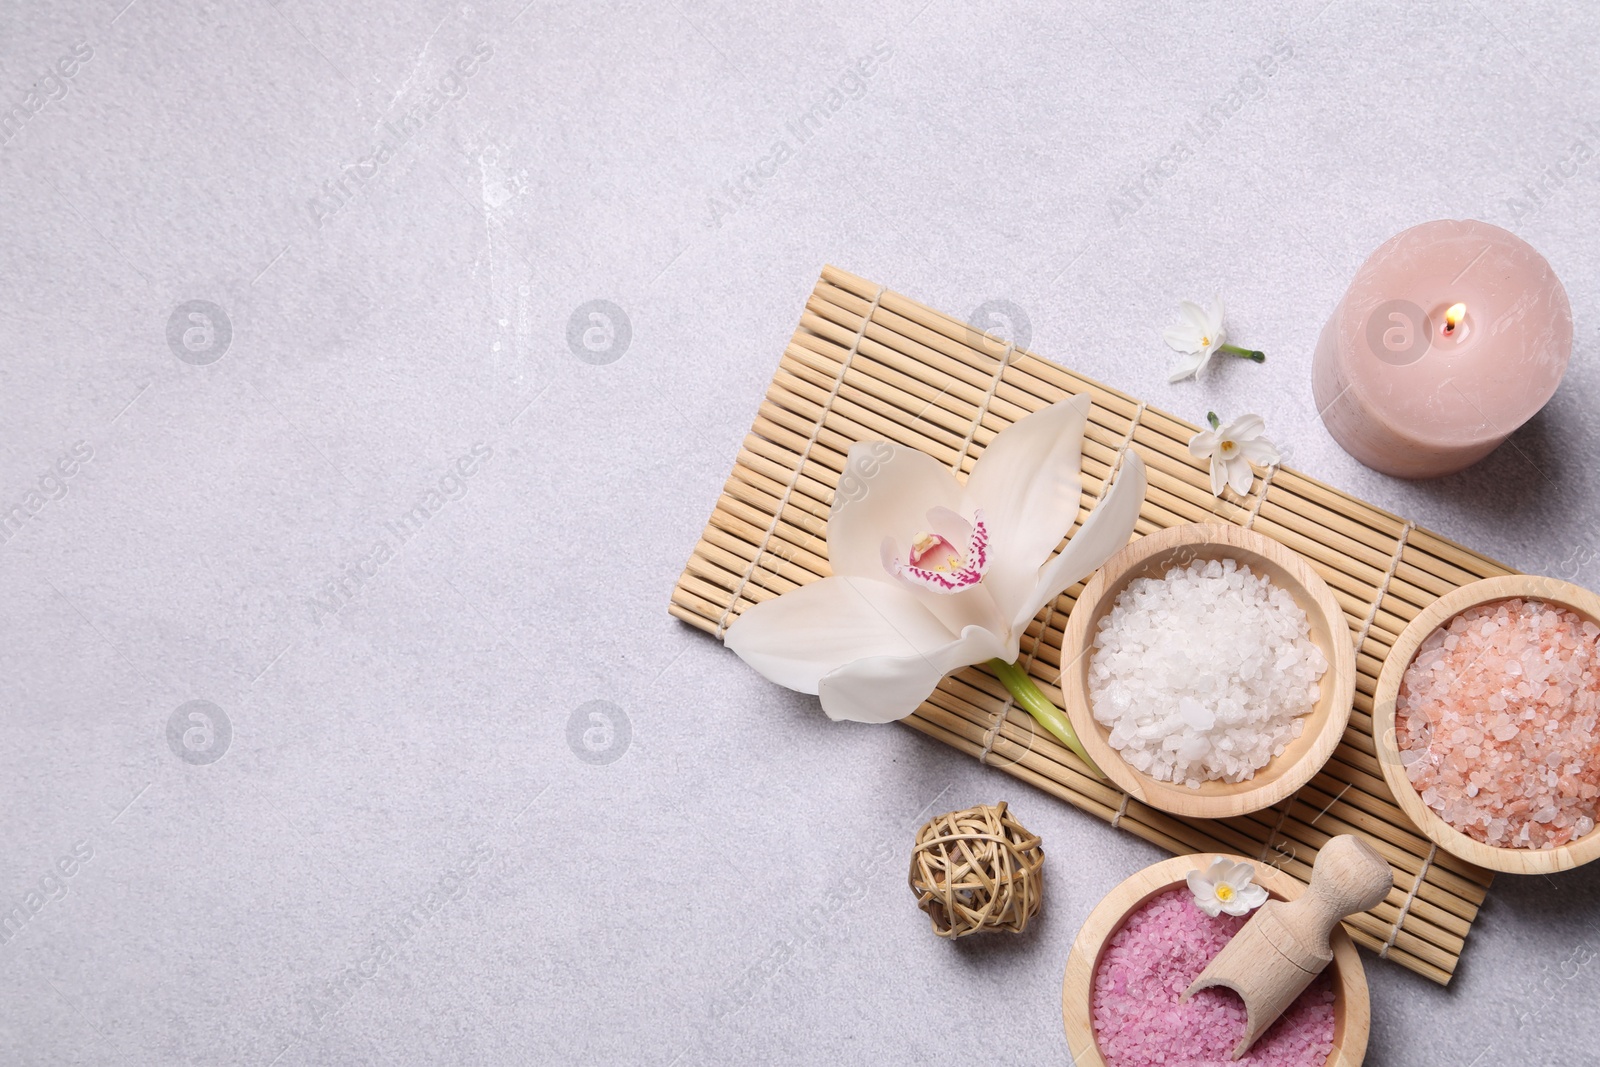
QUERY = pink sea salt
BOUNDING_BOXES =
[1395,598,1600,849]
[1090,888,1336,1067]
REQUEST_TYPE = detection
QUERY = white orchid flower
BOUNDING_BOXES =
[1186,858,1269,917]
[725,394,1147,754]
[1163,296,1264,382]
[1188,412,1280,497]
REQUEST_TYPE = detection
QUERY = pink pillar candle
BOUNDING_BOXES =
[1312,220,1572,479]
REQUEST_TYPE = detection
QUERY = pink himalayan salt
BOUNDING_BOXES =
[1091,888,1335,1067]
[1395,597,1600,849]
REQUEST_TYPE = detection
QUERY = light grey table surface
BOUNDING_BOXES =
[3,1,1598,1064]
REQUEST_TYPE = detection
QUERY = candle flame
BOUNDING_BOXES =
[1444,302,1467,332]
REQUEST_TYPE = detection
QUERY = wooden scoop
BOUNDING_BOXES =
[1183,835,1392,1059]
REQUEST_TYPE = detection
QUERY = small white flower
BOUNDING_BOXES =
[1186,858,1269,918]
[1164,297,1227,382]
[1189,412,1281,498]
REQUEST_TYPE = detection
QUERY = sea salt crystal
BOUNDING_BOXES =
[1088,558,1326,785]
[1180,697,1216,731]
[1394,598,1600,850]
[1091,888,1336,1066]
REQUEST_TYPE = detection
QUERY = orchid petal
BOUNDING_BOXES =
[827,442,962,582]
[1227,454,1255,496]
[961,394,1091,620]
[1013,452,1147,632]
[878,537,900,578]
[1179,299,1211,332]
[816,624,1009,724]
[723,575,955,695]
[1210,456,1228,497]
[1202,858,1233,884]
[1209,296,1225,331]
[924,506,972,546]
[895,580,1007,639]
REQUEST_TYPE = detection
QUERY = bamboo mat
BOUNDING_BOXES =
[670,265,1502,985]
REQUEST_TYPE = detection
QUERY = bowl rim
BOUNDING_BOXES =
[1061,522,1357,818]
[1061,852,1368,1067]
[1371,573,1600,875]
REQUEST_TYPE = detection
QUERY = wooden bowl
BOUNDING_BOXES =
[1372,574,1600,875]
[1061,523,1357,818]
[1062,853,1369,1067]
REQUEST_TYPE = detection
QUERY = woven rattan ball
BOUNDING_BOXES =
[909,801,1044,938]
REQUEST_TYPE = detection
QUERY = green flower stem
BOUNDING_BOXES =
[987,658,1106,779]
[1219,343,1266,363]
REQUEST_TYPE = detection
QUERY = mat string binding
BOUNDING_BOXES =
[1258,801,1296,864]
[981,592,1055,767]
[977,704,1007,766]
[1382,842,1436,959]
[1368,520,1420,958]
[1110,793,1131,831]
[714,285,886,640]
[1353,521,1415,656]
[984,398,1135,767]
[1244,463,1276,529]
[1106,403,1146,489]
[950,342,1015,476]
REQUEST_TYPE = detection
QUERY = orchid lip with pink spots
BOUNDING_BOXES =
[723,393,1148,725]
[882,508,990,593]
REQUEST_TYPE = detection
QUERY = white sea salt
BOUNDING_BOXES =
[1088,558,1327,788]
